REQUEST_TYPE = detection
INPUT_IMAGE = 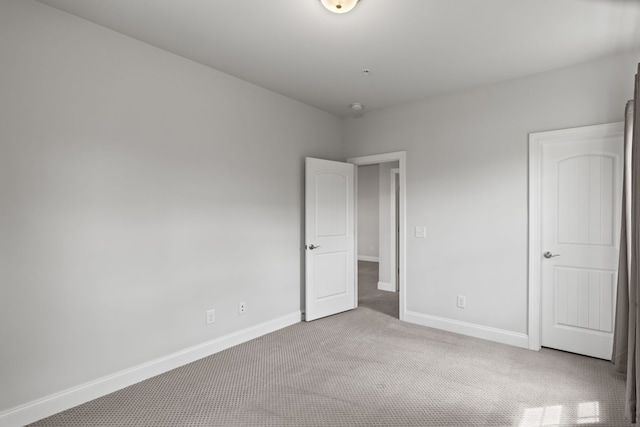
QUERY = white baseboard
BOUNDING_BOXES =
[0,311,302,427]
[358,255,379,262]
[377,281,396,292]
[403,310,529,349]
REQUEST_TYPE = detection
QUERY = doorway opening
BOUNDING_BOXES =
[349,152,406,320]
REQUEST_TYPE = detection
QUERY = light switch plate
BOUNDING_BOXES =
[415,226,426,238]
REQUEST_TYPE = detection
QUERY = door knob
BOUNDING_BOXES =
[308,244,320,250]
[543,251,560,259]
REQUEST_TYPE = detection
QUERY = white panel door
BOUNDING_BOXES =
[305,157,355,321]
[540,125,623,359]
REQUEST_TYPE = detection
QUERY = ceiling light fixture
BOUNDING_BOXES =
[350,102,364,111]
[319,0,361,14]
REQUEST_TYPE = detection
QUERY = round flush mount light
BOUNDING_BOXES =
[350,102,364,111]
[319,0,361,14]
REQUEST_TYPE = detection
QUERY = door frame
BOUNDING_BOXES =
[348,151,407,321]
[390,168,400,292]
[528,122,624,351]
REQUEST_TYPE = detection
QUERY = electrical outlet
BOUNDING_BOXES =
[206,309,215,324]
[239,302,246,315]
[415,226,427,238]
[457,295,466,309]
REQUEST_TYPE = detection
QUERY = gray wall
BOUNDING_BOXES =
[357,165,379,260]
[343,50,640,335]
[0,0,342,412]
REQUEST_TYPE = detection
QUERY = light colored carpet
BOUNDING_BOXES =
[30,262,631,426]
[357,260,399,319]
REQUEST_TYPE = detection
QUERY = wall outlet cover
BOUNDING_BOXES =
[206,309,215,324]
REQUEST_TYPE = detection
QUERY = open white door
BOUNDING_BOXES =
[305,157,356,321]
[533,123,623,359]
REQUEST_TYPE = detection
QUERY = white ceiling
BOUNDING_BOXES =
[36,0,640,117]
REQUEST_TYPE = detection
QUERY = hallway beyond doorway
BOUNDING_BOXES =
[358,261,399,318]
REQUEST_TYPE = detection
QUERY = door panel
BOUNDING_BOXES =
[314,252,348,299]
[305,158,355,321]
[315,172,347,237]
[540,127,623,359]
[557,155,615,245]
[554,268,614,332]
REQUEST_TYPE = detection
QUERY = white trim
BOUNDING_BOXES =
[528,132,543,351]
[377,281,395,292]
[358,255,379,262]
[348,152,406,321]
[0,312,301,427]
[389,168,400,293]
[353,165,360,310]
[528,122,624,352]
[404,310,529,349]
